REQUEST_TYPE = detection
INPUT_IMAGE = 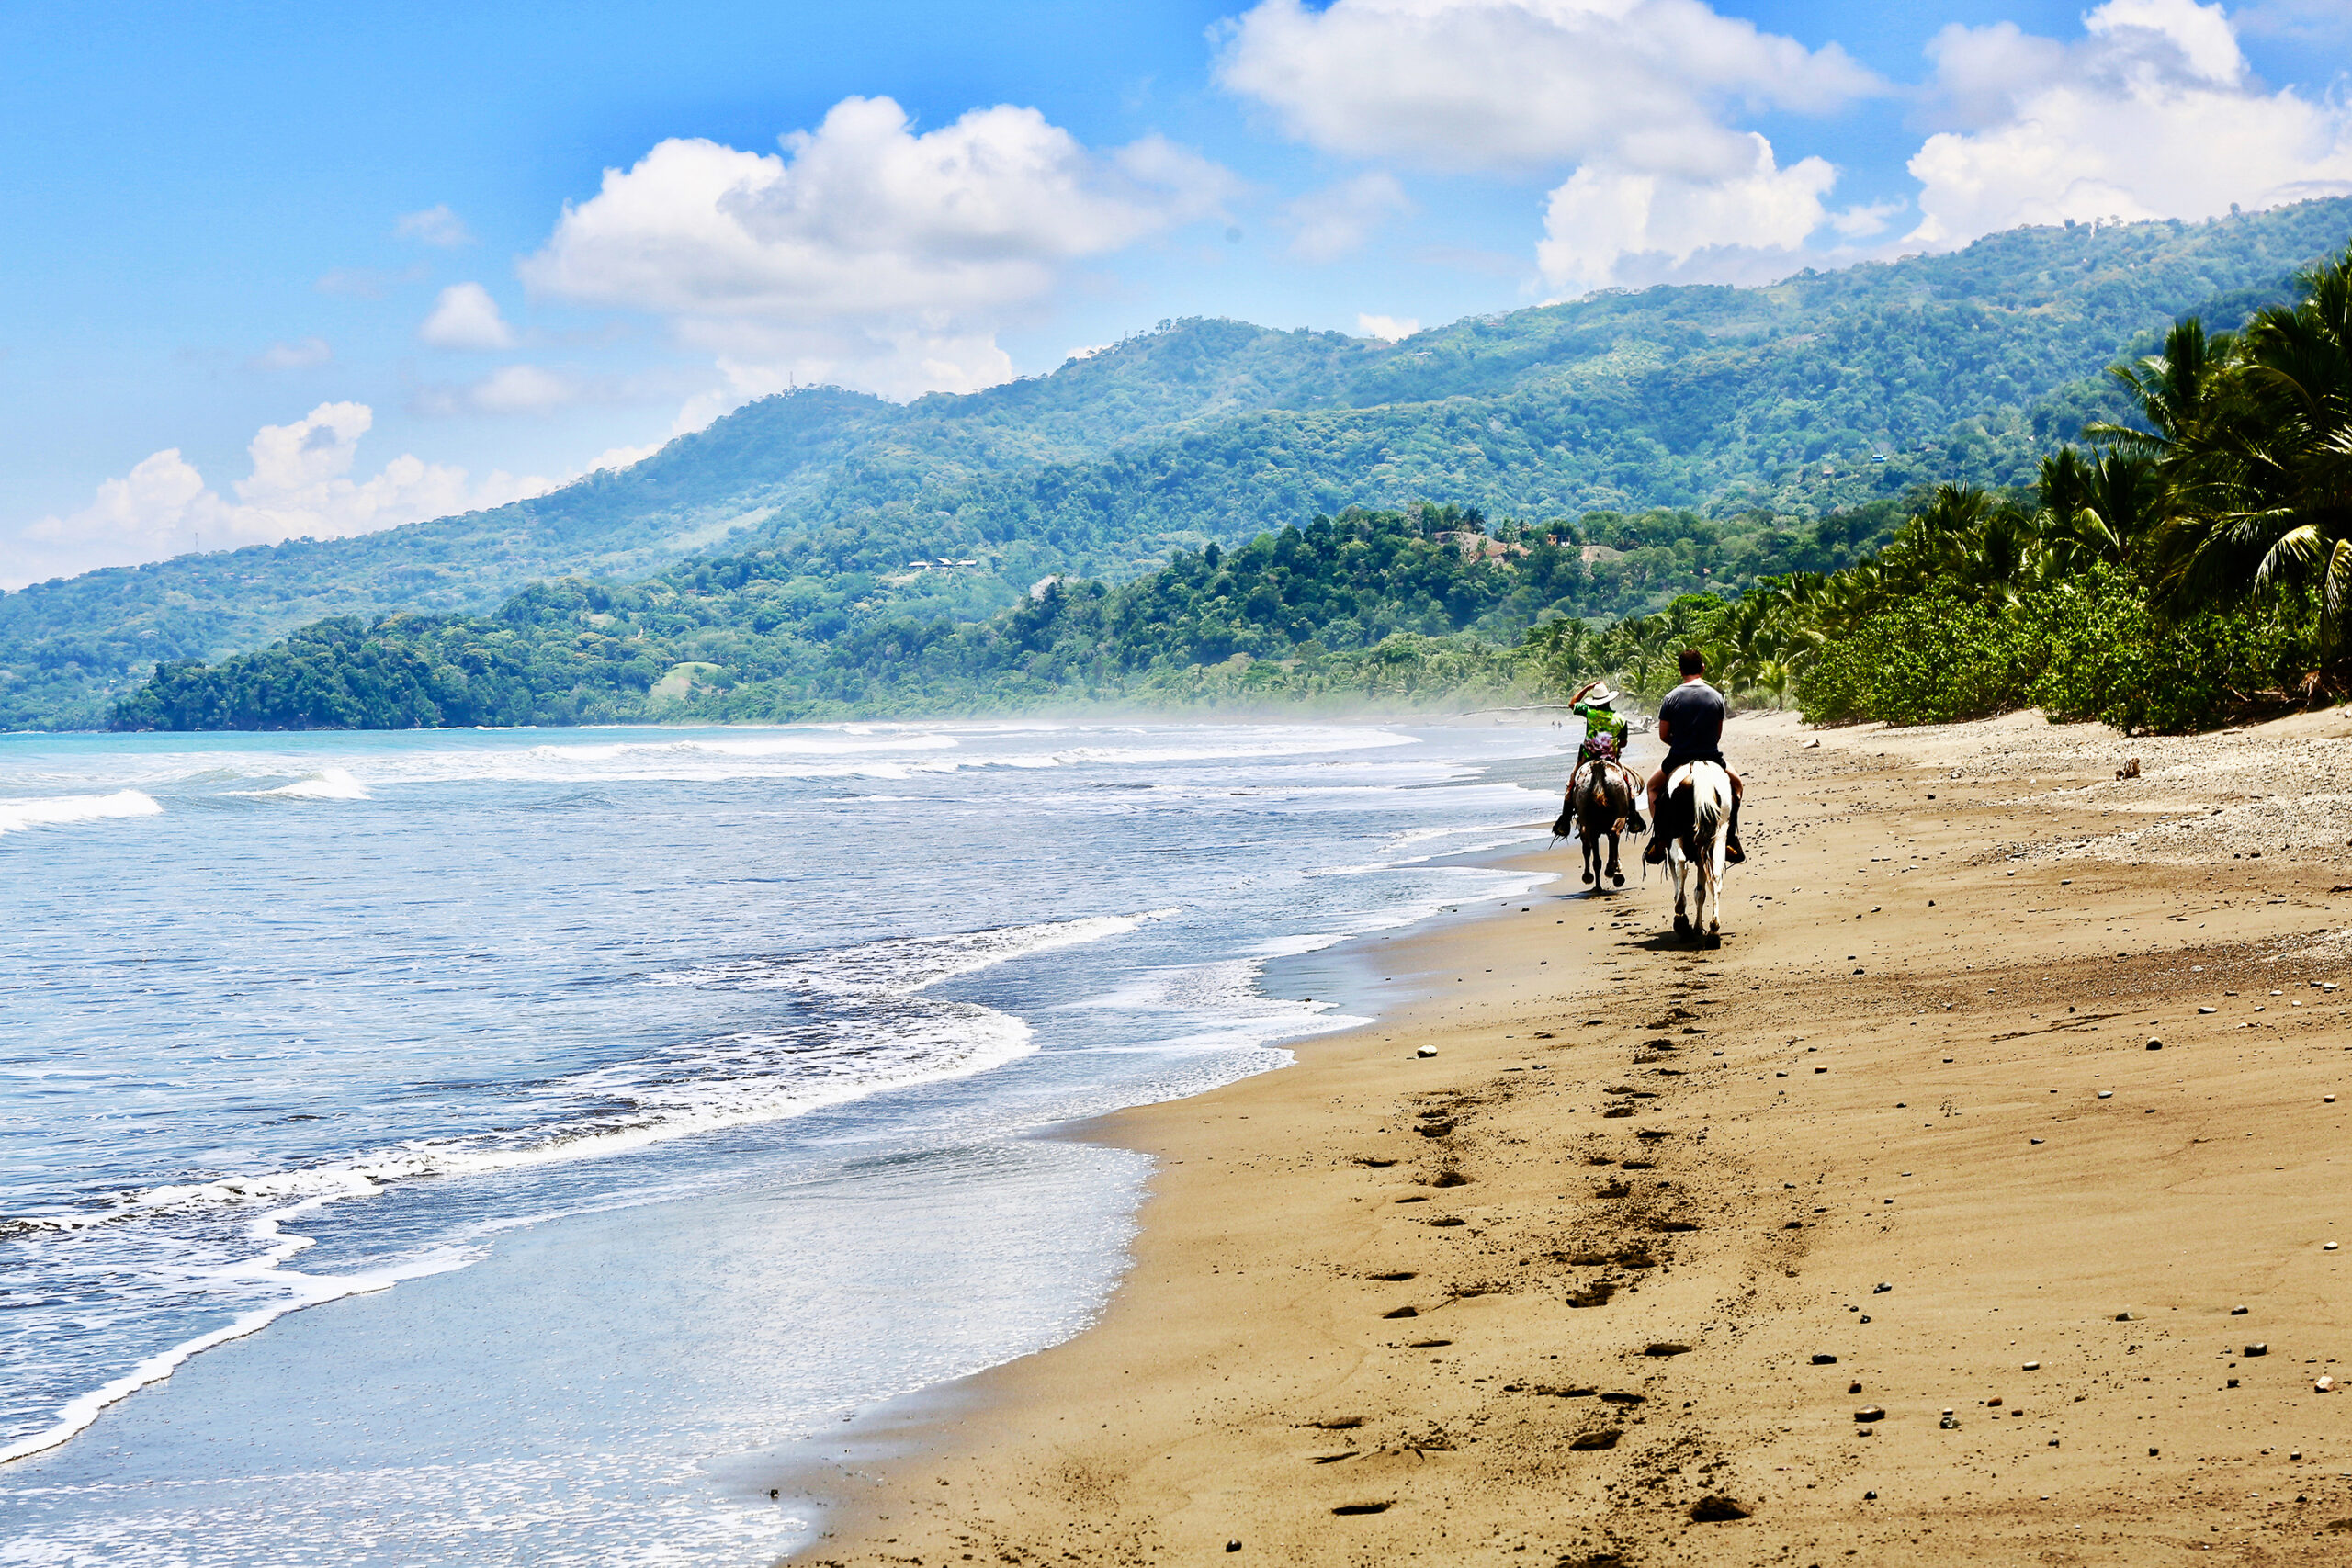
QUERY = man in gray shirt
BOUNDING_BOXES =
[1643,649,1745,863]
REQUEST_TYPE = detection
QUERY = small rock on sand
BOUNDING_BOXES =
[1688,1495,1751,1522]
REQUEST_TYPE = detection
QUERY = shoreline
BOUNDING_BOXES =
[784,706,2352,1566]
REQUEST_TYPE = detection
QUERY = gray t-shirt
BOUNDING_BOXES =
[1657,679,1726,758]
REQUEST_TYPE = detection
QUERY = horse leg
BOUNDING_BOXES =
[1671,854,1690,935]
[1579,827,1597,884]
[1606,830,1623,886]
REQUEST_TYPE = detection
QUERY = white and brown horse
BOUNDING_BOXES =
[1662,761,1734,945]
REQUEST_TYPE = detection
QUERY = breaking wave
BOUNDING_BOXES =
[0,790,162,837]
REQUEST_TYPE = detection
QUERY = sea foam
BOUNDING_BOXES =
[8,913,1150,1236]
[0,789,162,837]
[235,767,372,800]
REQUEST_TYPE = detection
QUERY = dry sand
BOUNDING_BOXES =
[791,708,2352,1566]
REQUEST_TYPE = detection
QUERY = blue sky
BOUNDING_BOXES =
[6,0,2350,585]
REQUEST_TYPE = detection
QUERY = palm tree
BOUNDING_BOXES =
[2033,447,2160,578]
[2090,317,2234,458]
[1520,615,1596,693]
[2141,254,2352,667]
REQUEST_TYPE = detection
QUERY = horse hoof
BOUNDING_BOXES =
[1611,872,1625,886]
[1702,931,1722,950]
[1673,914,1690,935]
[1581,869,1595,884]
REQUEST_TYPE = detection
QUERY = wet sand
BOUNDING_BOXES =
[790,708,2352,1566]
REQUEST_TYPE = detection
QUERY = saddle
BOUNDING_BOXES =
[1647,760,1742,864]
[1556,739,1640,840]
[1655,774,1698,847]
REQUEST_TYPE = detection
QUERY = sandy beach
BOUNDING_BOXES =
[789,707,2352,1566]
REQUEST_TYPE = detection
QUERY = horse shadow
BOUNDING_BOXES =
[1628,928,1734,952]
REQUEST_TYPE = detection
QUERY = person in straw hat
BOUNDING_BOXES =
[1567,679,1645,833]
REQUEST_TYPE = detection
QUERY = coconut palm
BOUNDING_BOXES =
[2090,317,2234,457]
[2143,252,2352,666]
[2033,447,2160,578]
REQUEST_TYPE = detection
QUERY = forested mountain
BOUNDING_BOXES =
[21,197,2352,728]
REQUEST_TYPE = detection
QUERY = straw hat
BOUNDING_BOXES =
[1572,680,1619,706]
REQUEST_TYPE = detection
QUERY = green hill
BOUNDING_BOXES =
[18,197,2352,728]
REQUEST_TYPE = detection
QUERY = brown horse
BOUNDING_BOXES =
[1553,760,1637,888]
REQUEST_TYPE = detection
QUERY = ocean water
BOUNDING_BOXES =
[0,719,1566,1564]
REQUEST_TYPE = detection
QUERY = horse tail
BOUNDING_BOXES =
[1688,764,1730,863]
[1691,782,1724,849]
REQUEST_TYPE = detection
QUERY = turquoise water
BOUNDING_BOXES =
[0,719,1564,1563]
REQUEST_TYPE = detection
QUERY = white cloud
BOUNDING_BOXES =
[419,282,518,350]
[1827,197,1905,241]
[6,403,552,587]
[519,95,1233,399]
[2237,0,2352,40]
[1908,0,2352,245]
[1537,134,1842,293]
[468,364,578,414]
[1217,1,1883,294]
[246,336,333,372]
[668,358,806,437]
[410,363,601,418]
[1215,0,1879,174]
[395,204,475,247]
[586,440,665,474]
[1357,313,1420,340]
[1287,172,1412,262]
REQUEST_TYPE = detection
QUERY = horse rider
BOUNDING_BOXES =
[1643,649,1745,865]
[1567,679,1645,833]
